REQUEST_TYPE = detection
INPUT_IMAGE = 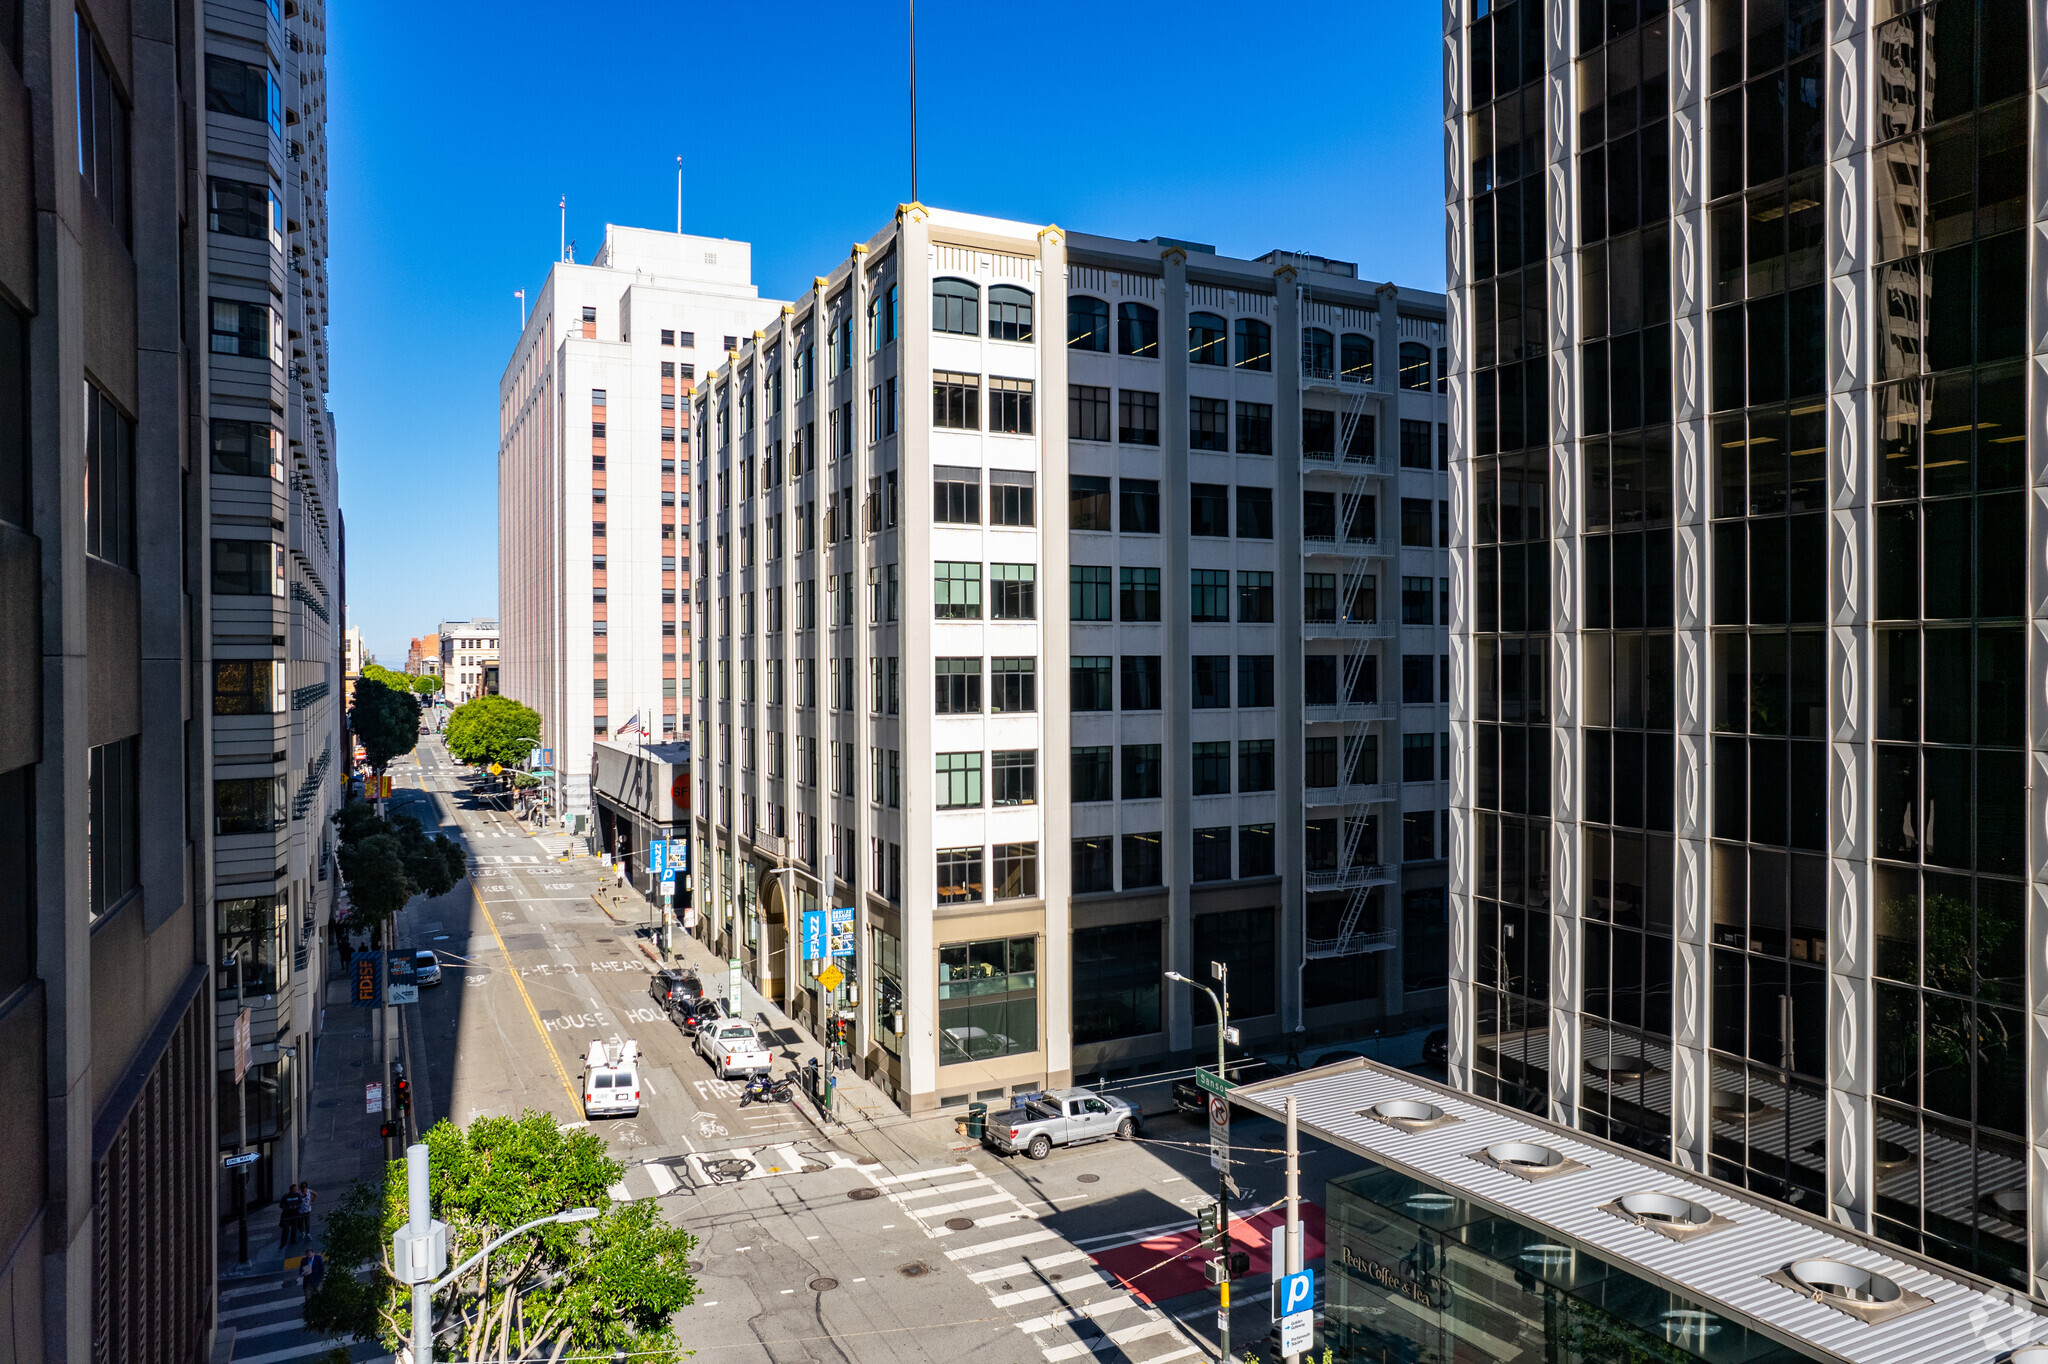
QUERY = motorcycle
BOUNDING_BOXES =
[738,1072,795,1107]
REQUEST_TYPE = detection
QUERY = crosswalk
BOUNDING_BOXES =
[217,1272,385,1364]
[606,1144,848,1199]
[863,1163,1202,1364]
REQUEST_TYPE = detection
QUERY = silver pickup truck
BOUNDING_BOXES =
[983,1087,1140,1159]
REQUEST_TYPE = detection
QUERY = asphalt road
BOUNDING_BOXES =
[371,737,1356,1364]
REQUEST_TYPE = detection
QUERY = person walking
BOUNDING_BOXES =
[299,1250,325,1303]
[298,1182,318,1241]
[278,1183,301,1247]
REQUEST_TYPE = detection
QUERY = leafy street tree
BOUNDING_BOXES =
[350,678,421,777]
[362,662,442,696]
[445,694,543,769]
[305,1112,697,1363]
[333,806,466,940]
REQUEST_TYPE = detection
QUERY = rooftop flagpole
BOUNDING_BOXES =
[909,0,918,204]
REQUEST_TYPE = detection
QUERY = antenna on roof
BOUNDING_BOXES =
[559,195,567,262]
[908,0,918,205]
[676,156,683,235]
[515,289,526,327]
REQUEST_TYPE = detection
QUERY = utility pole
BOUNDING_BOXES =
[1285,1094,1303,1364]
[1165,964,1233,1363]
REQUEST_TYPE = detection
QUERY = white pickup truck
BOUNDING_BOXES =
[695,1021,774,1080]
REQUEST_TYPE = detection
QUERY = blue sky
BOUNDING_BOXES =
[330,1,1448,666]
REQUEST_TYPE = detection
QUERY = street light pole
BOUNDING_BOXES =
[1166,965,1232,1364]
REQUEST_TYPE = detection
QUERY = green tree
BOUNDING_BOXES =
[445,694,543,768]
[362,662,442,698]
[332,808,466,938]
[350,678,421,776]
[306,1112,696,1362]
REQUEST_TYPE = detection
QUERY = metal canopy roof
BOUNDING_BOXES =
[1234,1061,2046,1364]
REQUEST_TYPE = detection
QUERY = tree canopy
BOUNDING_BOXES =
[445,695,543,768]
[306,1111,696,1363]
[362,662,441,696]
[333,806,465,934]
[350,678,421,774]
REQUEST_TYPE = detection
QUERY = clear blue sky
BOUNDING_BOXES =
[330,0,1448,667]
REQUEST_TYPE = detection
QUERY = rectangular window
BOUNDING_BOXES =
[214,773,285,837]
[210,298,276,361]
[212,538,283,596]
[1070,475,1112,530]
[1403,575,1434,625]
[1237,571,1275,622]
[85,383,133,568]
[1072,746,1113,802]
[1237,485,1274,538]
[935,657,981,714]
[1071,565,1112,620]
[1189,395,1230,451]
[1122,743,1163,799]
[1191,569,1229,622]
[1237,655,1275,708]
[1190,483,1229,537]
[1236,401,1274,454]
[1119,567,1160,622]
[211,417,282,481]
[1239,823,1276,877]
[207,176,279,244]
[990,470,1035,526]
[1118,390,1161,445]
[933,371,980,429]
[1119,479,1160,533]
[1403,732,1437,783]
[937,752,983,809]
[1073,922,1162,1042]
[989,377,1034,434]
[1403,653,1435,704]
[991,657,1037,713]
[938,937,1036,1061]
[992,841,1039,897]
[934,561,982,619]
[205,52,280,132]
[1070,384,1111,442]
[1304,409,1337,457]
[1305,572,1337,622]
[212,659,283,715]
[990,563,1036,620]
[1121,833,1164,888]
[936,850,985,907]
[1401,419,1434,468]
[1192,741,1231,796]
[1071,656,1113,710]
[1120,655,1162,711]
[88,736,138,917]
[1401,496,1435,546]
[992,751,1037,807]
[933,466,981,523]
[1192,655,1230,709]
[1305,736,1339,788]
[1073,837,1114,892]
[76,15,129,230]
[1403,810,1438,861]
[1239,740,1276,793]
[1192,827,1232,882]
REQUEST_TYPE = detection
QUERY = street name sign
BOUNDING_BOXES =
[1195,1066,1235,1097]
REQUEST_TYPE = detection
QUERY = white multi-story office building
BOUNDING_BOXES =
[692,206,1450,1114]
[499,226,785,826]
[437,617,498,703]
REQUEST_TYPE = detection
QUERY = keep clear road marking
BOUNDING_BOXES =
[470,879,582,1112]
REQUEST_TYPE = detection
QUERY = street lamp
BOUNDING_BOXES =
[393,1142,599,1364]
[1165,963,1236,1364]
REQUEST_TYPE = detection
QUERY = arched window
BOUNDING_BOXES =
[1068,296,1109,351]
[988,285,1034,342]
[1400,341,1432,389]
[1188,312,1227,365]
[932,278,979,336]
[1118,302,1159,357]
[1234,317,1272,371]
[1302,328,1335,378]
[869,283,900,351]
[1341,333,1374,383]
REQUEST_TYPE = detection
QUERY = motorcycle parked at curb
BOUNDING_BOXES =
[738,1072,796,1107]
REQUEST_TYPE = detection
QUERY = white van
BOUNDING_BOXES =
[582,1039,641,1118]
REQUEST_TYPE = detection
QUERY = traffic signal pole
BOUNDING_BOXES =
[1285,1093,1302,1364]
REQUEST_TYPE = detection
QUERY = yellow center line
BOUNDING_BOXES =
[471,880,583,1113]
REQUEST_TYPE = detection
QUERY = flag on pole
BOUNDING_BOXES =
[615,713,643,739]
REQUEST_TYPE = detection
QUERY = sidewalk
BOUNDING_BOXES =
[216,967,394,1363]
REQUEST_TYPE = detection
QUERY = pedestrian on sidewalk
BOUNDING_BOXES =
[299,1251,325,1303]
[300,1181,319,1236]
[278,1183,302,1247]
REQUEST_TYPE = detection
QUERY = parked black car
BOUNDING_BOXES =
[1170,1058,1267,1117]
[649,969,710,1030]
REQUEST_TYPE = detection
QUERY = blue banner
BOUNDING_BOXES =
[673,838,689,875]
[801,909,827,961]
[350,951,381,1008]
[829,906,855,957]
[650,840,668,881]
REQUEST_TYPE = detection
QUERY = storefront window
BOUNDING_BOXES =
[874,926,903,1057]
[1072,922,1161,1044]
[938,936,1037,1064]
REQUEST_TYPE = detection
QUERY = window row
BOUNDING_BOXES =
[933,372,1034,434]
[1068,477,1273,537]
[933,278,1035,342]
[934,656,1039,715]
[932,466,1036,526]
[933,562,1037,620]
[1071,567,1276,624]
[935,750,1039,809]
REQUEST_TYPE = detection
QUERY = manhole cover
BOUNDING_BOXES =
[1076,1174,1101,1184]
[705,1158,755,1181]
[801,1162,829,1174]
[316,1099,339,1109]
[897,1262,931,1278]
[944,1217,975,1231]
[808,1277,839,1291]
[597,938,615,943]
[848,1187,881,1201]
[857,1156,882,1166]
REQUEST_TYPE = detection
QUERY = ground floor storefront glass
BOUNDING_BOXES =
[1323,1164,1814,1363]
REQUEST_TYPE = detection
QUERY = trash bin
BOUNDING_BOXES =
[966,1102,988,1139]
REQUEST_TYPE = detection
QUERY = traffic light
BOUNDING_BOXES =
[379,1121,397,1139]
[1197,1202,1221,1248]
[394,1076,411,1113]
[1230,1250,1250,1278]
[1205,1256,1228,1286]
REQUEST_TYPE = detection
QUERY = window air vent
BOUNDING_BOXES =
[1470,1141,1586,1183]
[1763,1259,1931,1325]
[1599,1192,1734,1244]
[1362,1099,1457,1132]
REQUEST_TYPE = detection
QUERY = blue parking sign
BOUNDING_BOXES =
[1277,1268,1314,1320]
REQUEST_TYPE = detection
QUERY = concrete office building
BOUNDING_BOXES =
[1435,0,2048,1336]
[437,617,496,703]
[202,0,344,1228]
[691,205,1450,1114]
[0,0,340,1355]
[499,226,785,827]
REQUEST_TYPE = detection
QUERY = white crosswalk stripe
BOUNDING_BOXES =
[1040,1319,1180,1361]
